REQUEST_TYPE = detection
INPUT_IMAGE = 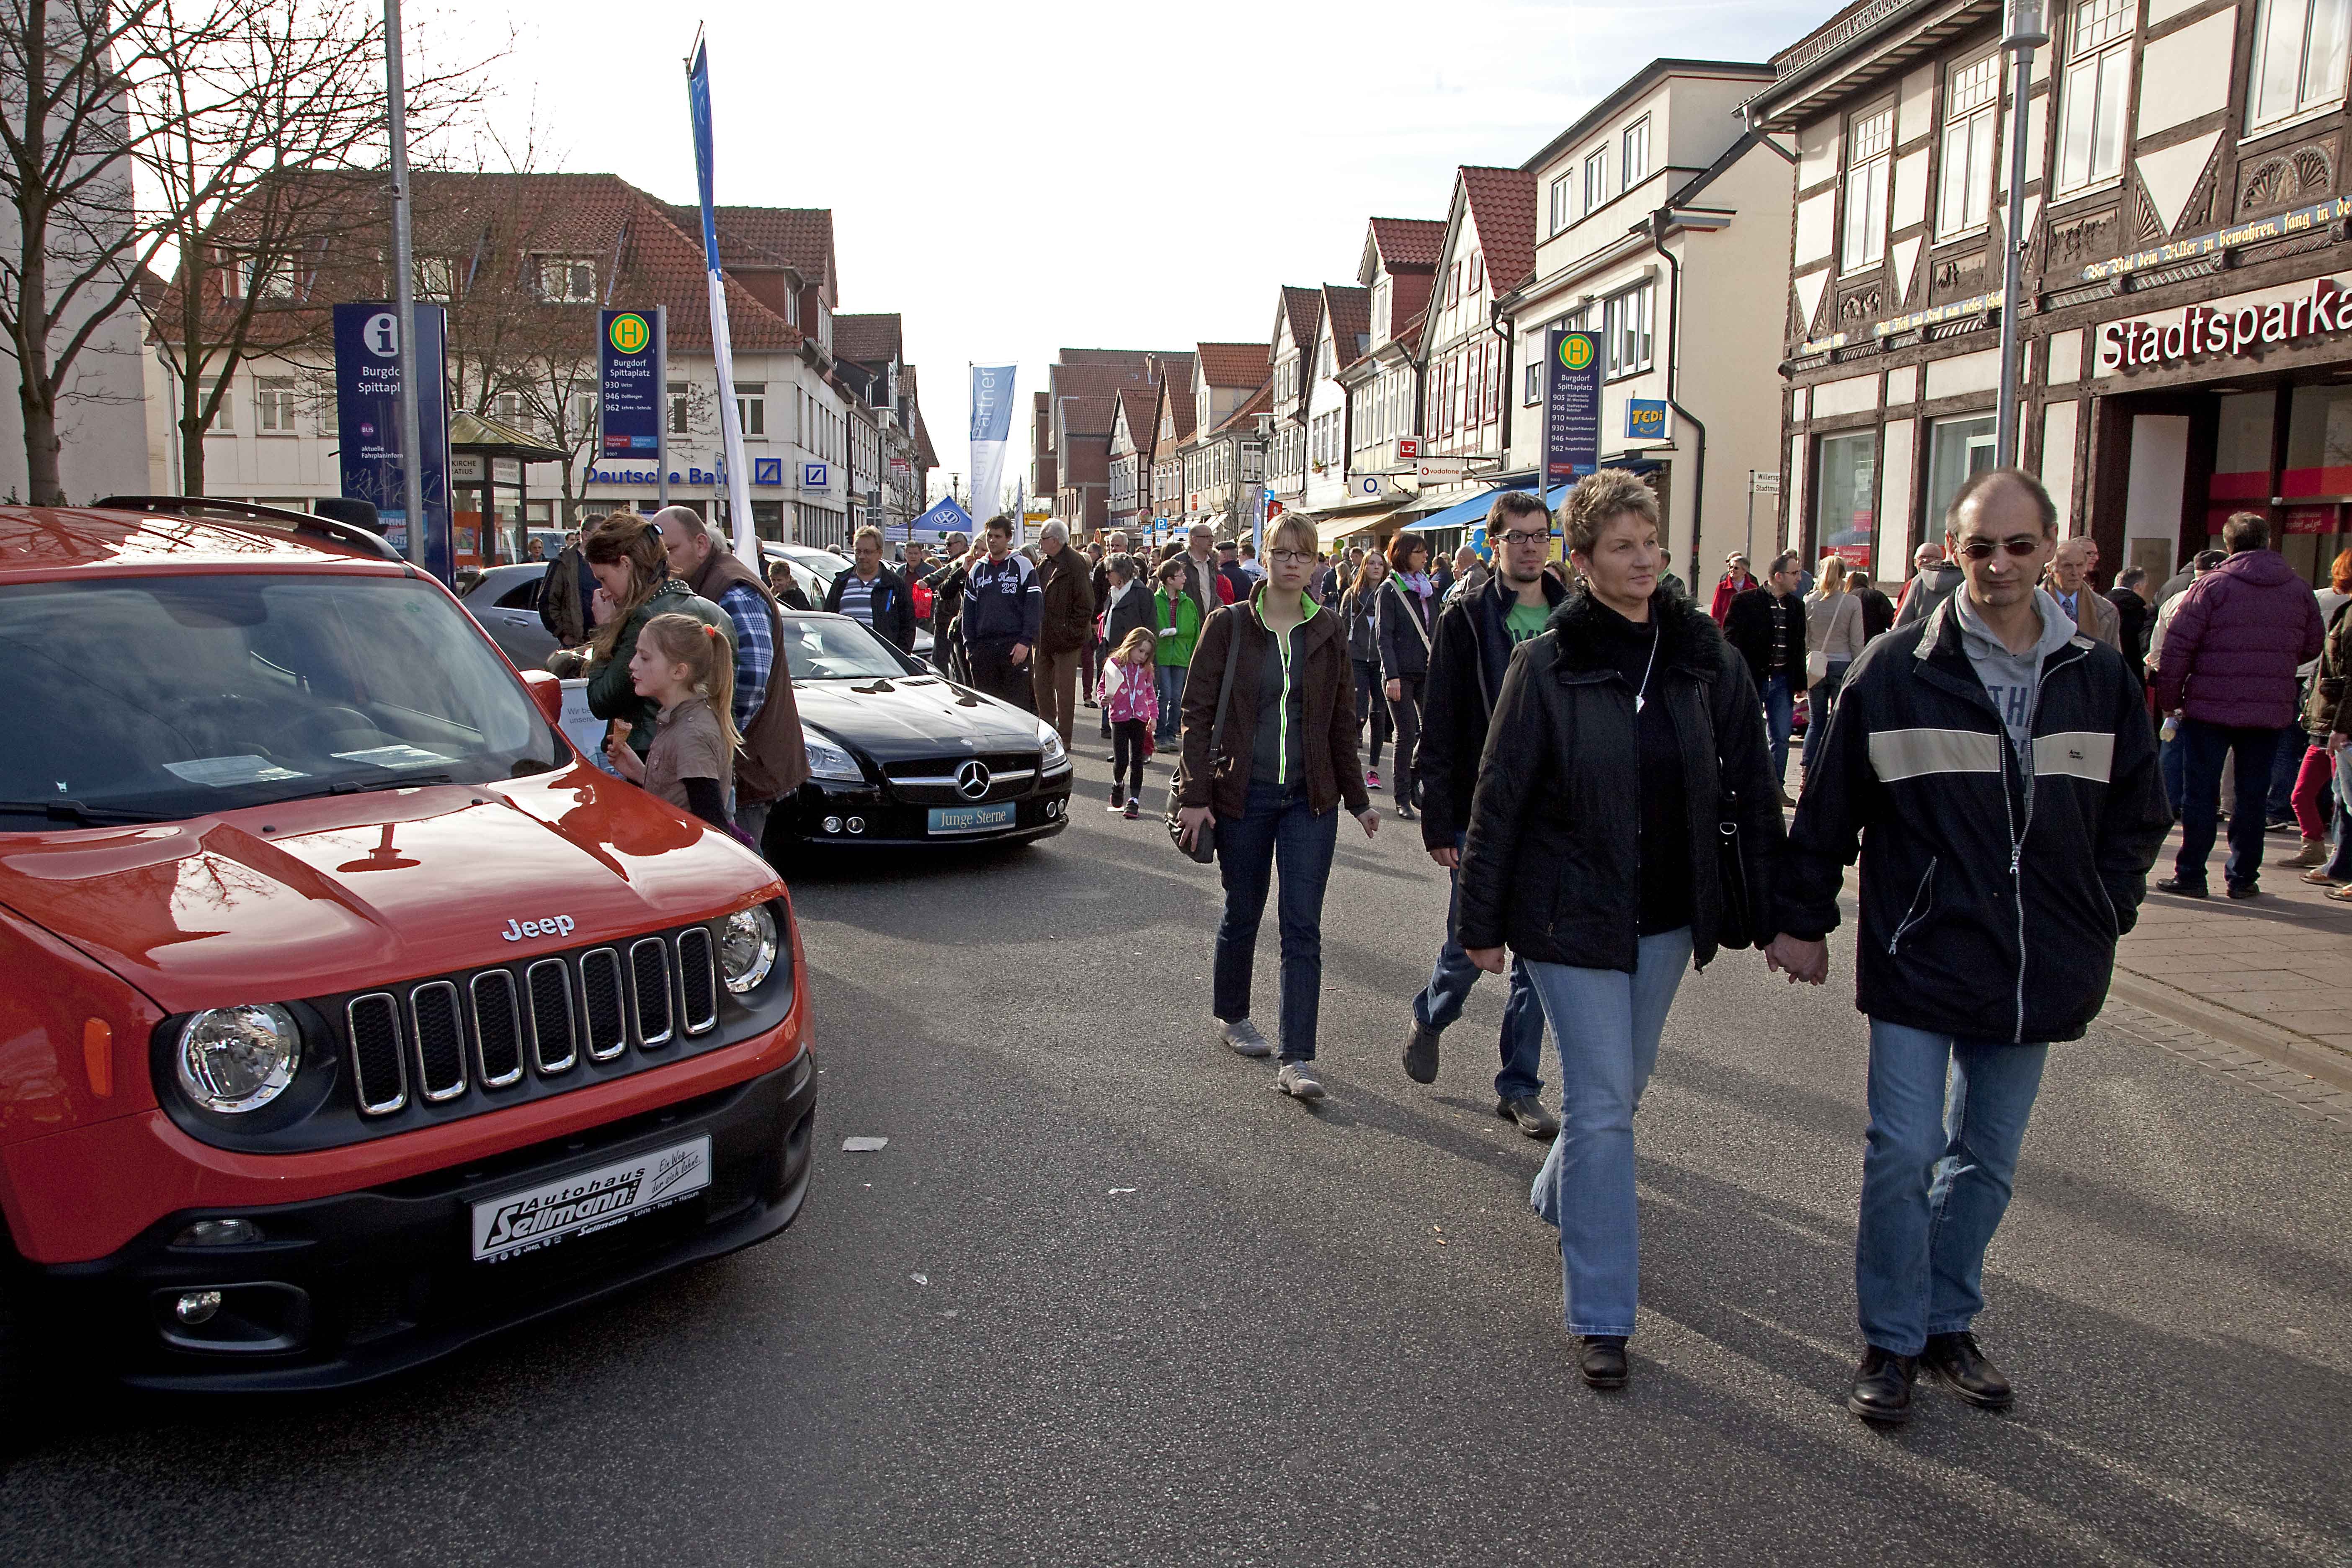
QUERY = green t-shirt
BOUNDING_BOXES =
[1506,599,1550,645]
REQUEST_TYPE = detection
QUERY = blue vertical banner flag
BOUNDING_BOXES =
[686,39,760,555]
[334,301,453,582]
[968,363,1016,533]
[1542,328,1601,487]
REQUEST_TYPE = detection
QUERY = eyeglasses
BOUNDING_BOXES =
[1955,536,2045,560]
[1496,529,1552,547]
[1269,548,1314,565]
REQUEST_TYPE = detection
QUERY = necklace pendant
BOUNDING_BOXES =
[1634,693,1645,714]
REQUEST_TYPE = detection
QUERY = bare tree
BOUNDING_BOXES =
[137,0,489,493]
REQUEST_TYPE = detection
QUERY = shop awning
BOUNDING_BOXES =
[1315,508,1400,549]
[1404,481,1576,537]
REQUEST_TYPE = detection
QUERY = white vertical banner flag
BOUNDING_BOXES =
[687,40,761,556]
[969,364,1016,536]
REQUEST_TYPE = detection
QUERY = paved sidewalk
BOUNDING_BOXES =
[2112,820,2351,1070]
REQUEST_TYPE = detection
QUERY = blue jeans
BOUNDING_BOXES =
[1413,832,1546,1101]
[2326,746,2352,881]
[1856,1020,2048,1356]
[1155,664,1186,743]
[1524,928,1693,1339]
[2176,719,2286,888]
[2267,722,2305,820]
[2160,723,2186,814]
[1213,781,1339,1062]
[1762,673,1795,789]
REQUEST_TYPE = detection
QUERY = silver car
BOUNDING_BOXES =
[457,561,562,670]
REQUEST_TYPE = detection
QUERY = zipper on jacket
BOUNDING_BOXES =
[1886,857,1938,955]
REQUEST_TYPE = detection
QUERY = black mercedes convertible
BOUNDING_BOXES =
[764,612,1074,850]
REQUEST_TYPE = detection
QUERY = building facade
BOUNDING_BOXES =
[1501,58,1788,578]
[1342,217,1443,511]
[1264,287,1323,512]
[1412,167,1540,539]
[1754,0,2352,590]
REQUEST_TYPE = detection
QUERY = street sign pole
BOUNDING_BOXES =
[655,304,670,508]
[1746,471,1756,565]
[382,0,424,565]
[1994,0,2048,467]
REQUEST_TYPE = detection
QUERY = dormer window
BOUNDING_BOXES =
[535,256,596,302]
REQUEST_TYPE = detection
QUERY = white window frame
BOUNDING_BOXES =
[2248,0,2352,134]
[1937,53,2002,238]
[415,256,455,301]
[1622,116,1651,190]
[1584,144,1612,212]
[536,255,596,303]
[255,376,296,433]
[735,382,766,438]
[1549,172,1575,233]
[2055,0,2137,193]
[1601,284,1655,378]
[1841,103,1895,274]
[668,380,690,436]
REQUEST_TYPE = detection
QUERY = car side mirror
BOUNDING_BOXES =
[519,668,564,728]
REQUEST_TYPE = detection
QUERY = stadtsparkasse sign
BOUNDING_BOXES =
[2099,276,2352,370]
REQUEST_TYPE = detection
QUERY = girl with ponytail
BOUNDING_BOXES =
[605,612,738,830]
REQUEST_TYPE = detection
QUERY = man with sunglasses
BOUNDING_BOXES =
[1768,467,2168,1426]
[1400,490,1564,1136]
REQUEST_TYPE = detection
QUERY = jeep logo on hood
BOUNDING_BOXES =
[503,915,576,942]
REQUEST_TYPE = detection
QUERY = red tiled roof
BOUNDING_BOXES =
[147,170,808,358]
[1279,286,1321,356]
[1459,166,1539,296]
[1155,355,1199,443]
[1322,285,1371,369]
[670,205,835,295]
[1369,217,1447,271]
[1195,340,1269,389]
[1113,386,1158,453]
[833,312,902,365]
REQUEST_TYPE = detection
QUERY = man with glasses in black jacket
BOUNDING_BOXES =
[1769,468,2169,1426]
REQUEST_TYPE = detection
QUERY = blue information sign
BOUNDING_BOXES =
[1542,329,1600,485]
[334,302,452,581]
[598,309,662,457]
[1625,399,1669,440]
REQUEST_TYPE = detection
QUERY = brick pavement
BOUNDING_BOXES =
[2118,821,2352,1064]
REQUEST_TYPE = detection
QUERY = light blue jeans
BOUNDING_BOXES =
[1856,1020,2048,1356]
[1525,928,1692,1339]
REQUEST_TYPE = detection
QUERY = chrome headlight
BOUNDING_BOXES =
[720,904,779,995]
[175,1005,302,1113]
[804,730,864,782]
[1036,721,1067,768]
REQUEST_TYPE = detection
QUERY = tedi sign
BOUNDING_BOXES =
[2101,278,2350,370]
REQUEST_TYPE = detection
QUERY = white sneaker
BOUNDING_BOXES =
[1275,1061,1326,1100]
[1218,1019,1273,1057]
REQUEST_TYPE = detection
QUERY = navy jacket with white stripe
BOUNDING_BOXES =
[1776,595,2171,1044]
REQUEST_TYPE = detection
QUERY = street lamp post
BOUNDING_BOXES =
[1994,0,2049,467]
[382,0,425,566]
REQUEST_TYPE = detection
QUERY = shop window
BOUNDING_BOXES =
[2057,0,2135,193]
[2284,382,2352,497]
[2249,0,2352,132]
[1842,105,1894,273]
[1816,432,1879,558]
[1938,54,2001,237]
[1925,415,1998,535]
[2214,392,2276,501]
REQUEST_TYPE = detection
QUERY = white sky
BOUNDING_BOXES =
[470,0,1836,505]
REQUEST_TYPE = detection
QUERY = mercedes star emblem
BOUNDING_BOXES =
[954,760,992,800]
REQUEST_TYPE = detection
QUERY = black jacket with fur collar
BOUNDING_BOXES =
[1457,585,1786,972]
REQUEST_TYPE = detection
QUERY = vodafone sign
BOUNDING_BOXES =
[2100,278,2350,370]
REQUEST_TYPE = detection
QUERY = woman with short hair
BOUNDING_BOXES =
[1455,469,1785,1391]
[1176,515,1380,1101]
[1804,554,1865,776]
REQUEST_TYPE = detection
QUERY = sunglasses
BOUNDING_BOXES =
[1955,536,2044,560]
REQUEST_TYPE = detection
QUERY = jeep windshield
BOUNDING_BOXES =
[0,573,567,827]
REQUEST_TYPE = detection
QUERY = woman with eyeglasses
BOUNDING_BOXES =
[1176,514,1380,1101]
[1377,531,1440,819]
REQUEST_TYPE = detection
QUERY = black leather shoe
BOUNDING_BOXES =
[2226,880,2262,900]
[1402,1020,1440,1085]
[1498,1095,1560,1138]
[2154,876,2207,898]
[1578,1336,1628,1389]
[1847,1346,1918,1423]
[1921,1331,2013,1410]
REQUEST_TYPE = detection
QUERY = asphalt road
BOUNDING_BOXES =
[5,741,2349,1566]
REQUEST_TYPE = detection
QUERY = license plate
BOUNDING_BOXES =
[470,1135,712,1263]
[927,802,1016,834]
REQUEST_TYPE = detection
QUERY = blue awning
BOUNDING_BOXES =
[1403,480,1576,536]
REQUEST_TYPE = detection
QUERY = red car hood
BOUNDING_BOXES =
[0,763,781,1013]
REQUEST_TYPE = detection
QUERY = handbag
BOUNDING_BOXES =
[1714,785,1759,951]
[1167,619,1242,864]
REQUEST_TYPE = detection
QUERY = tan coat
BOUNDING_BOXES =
[2056,583,2122,652]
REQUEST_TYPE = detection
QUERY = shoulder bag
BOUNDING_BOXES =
[1167,616,1243,864]
[1715,783,1759,951]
